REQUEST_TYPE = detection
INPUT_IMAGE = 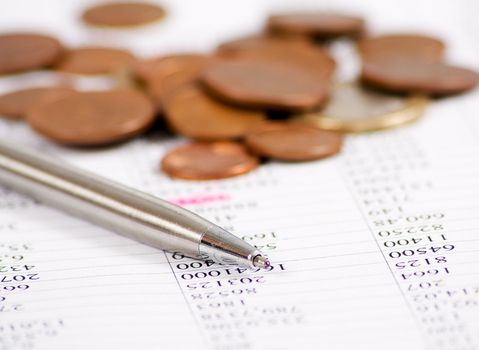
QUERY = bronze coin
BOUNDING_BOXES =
[82,2,166,27]
[0,87,75,119]
[361,59,479,95]
[201,59,329,111]
[0,33,63,75]
[137,54,215,106]
[161,142,259,180]
[267,13,365,38]
[217,36,335,80]
[56,47,135,75]
[27,89,155,146]
[358,34,445,62]
[162,84,265,140]
[135,54,211,82]
[244,123,343,161]
[217,36,311,57]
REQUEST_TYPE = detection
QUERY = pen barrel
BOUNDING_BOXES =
[0,140,209,258]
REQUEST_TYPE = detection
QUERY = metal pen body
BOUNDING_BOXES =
[0,140,267,269]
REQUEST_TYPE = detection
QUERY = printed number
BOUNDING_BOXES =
[377,224,443,238]
[0,244,31,251]
[0,304,23,312]
[0,274,39,283]
[401,268,450,280]
[0,265,35,273]
[176,260,216,270]
[408,280,443,291]
[404,213,445,222]
[254,243,277,251]
[226,264,285,275]
[383,234,447,247]
[181,270,222,280]
[395,257,447,269]
[0,255,23,263]
[171,252,185,260]
[180,264,284,279]
[186,276,265,289]
[242,232,277,242]
[389,245,454,258]
[2,285,29,291]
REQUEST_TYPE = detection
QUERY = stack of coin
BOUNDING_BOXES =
[0,4,478,181]
[358,34,479,95]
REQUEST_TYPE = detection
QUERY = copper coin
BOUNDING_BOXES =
[217,36,335,80]
[161,142,259,180]
[82,2,166,27]
[0,33,63,75]
[201,59,329,111]
[217,36,311,57]
[137,54,215,106]
[362,59,479,95]
[358,34,445,62]
[0,87,75,119]
[244,123,343,161]
[135,54,211,82]
[27,89,155,146]
[56,47,136,75]
[163,84,265,140]
[267,13,365,38]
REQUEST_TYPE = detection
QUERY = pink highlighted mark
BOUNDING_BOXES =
[168,193,231,207]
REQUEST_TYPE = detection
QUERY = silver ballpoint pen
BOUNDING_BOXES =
[0,139,270,269]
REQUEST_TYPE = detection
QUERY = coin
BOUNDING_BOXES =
[201,59,329,111]
[267,13,365,39]
[27,89,155,146]
[0,33,63,75]
[137,54,215,106]
[292,83,428,132]
[0,87,75,119]
[163,84,265,140]
[55,47,135,75]
[82,2,166,27]
[135,54,211,82]
[217,36,311,57]
[358,34,445,62]
[361,59,479,95]
[244,123,343,161]
[161,142,259,180]
[216,36,335,80]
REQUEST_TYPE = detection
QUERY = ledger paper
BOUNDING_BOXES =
[1,87,479,350]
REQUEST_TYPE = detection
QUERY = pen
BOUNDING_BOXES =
[0,139,270,269]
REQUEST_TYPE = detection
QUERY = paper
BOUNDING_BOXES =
[1,87,479,349]
[1,1,479,349]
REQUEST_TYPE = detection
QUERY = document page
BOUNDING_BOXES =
[1,88,479,350]
[1,1,479,350]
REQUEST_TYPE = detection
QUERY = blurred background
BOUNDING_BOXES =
[0,0,477,68]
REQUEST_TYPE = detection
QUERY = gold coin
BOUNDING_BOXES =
[292,82,428,132]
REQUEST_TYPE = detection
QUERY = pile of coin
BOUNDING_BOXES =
[0,4,478,180]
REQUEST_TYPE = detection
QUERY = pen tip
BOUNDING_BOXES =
[253,255,270,269]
